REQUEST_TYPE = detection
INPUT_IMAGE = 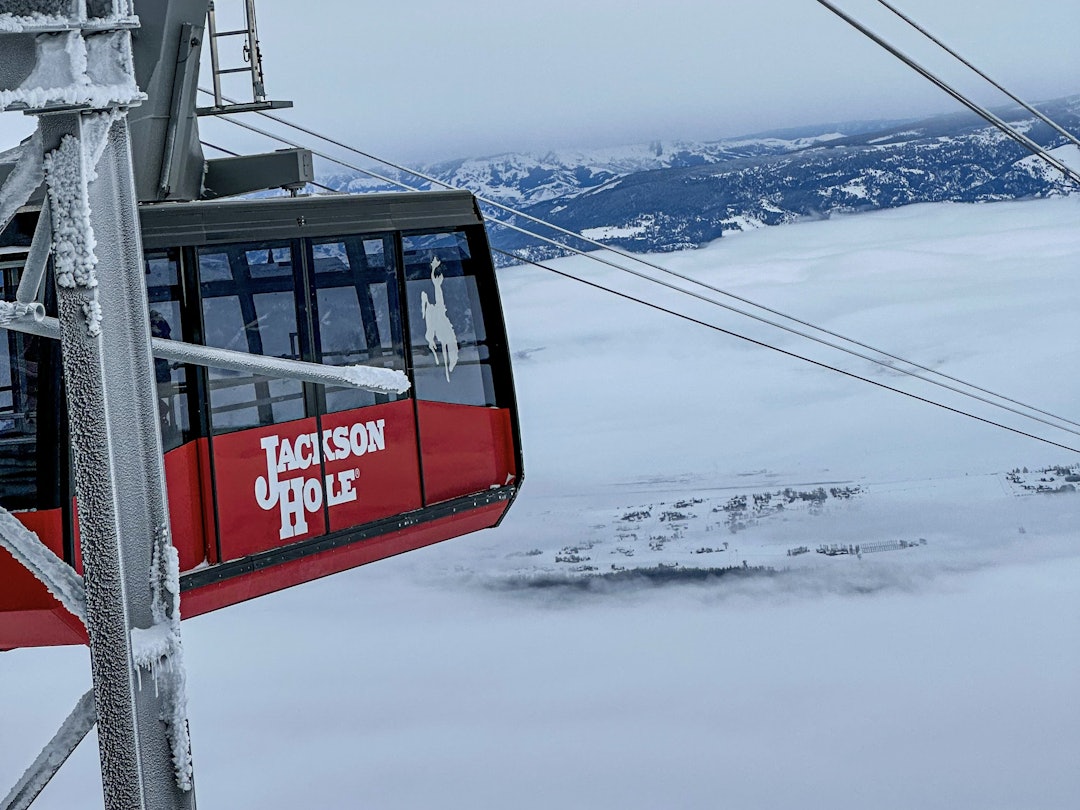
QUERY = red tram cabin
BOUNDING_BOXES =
[0,191,522,649]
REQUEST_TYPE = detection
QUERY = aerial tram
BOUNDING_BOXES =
[0,1,522,650]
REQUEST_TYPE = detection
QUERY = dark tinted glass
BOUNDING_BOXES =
[0,254,62,511]
[310,235,405,413]
[403,231,495,407]
[198,242,305,432]
[145,250,190,450]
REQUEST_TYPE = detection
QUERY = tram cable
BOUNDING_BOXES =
[492,246,1080,455]
[200,106,1080,445]
[814,0,1080,187]
[871,0,1080,150]
[197,87,1080,435]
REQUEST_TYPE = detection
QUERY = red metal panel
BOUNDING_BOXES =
[209,401,423,561]
[180,499,509,619]
[0,608,87,649]
[0,510,66,611]
[211,415,327,561]
[2,397,513,646]
[320,401,422,533]
[0,509,87,649]
[164,440,209,573]
[417,402,517,504]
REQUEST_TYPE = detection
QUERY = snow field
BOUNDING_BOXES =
[2,197,1078,808]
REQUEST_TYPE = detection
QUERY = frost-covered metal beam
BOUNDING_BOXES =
[15,204,51,304]
[1,690,97,810]
[157,334,410,393]
[2,4,198,808]
[0,311,411,394]
[36,106,198,810]
[0,506,86,625]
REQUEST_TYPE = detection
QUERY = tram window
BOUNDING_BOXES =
[144,250,190,451]
[403,231,496,407]
[198,242,305,433]
[146,252,179,287]
[0,260,53,510]
[196,251,231,282]
[310,235,405,414]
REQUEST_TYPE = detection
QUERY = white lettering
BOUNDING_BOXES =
[303,478,322,512]
[278,438,296,472]
[321,428,337,462]
[366,419,385,452]
[333,426,350,458]
[349,422,367,456]
[295,433,313,470]
[254,436,281,510]
[253,419,390,538]
[279,478,307,539]
[327,469,357,506]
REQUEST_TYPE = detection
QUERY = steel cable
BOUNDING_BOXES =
[198,87,1080,434]
[202,108,1080,445]
[814,0,1080,186]
[493,247,1080,455]
[872,0,1080,149]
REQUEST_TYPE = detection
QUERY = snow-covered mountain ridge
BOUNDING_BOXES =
[324,128,858,207]
[322,95,1079,258]
[323,118,903,206]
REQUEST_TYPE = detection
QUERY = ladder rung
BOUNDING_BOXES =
[212,29,250,37]
[214,67,252,75]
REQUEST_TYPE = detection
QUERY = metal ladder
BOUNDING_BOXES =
[199,0,292,115]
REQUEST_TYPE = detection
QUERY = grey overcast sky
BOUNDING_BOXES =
[1,0,1078,162]
[205,0,1079,161]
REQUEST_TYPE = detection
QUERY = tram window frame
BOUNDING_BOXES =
[401,229,498,408]
[0,255,66,515]
[144,248,194,451]
[305,233,408,415]
[196,240,309,434]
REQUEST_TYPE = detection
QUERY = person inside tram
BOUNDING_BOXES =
[149,309,177,444]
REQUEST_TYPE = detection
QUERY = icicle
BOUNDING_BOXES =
[129,525,194,792]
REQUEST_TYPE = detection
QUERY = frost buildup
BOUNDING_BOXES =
[129,525,194,791]
[0,127,44,232]
[42,128,105,336]
[0,505,86,626]
[339,363,411,394]
[0,12,69,33]
[0,300,46,324]
[0,29,144,110]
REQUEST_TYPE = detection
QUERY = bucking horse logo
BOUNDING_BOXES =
[420,256,459,381]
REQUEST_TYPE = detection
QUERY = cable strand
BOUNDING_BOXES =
[873,0,1080,149]
[197,96,1080,451]
[495,247,1080,455]
[196,87,1080,434]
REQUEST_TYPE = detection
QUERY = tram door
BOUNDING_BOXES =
[145,248,211,573]
[403,231,517,504]
[194,235,422,562]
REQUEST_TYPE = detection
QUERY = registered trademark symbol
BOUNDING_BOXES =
[353,468,360,477]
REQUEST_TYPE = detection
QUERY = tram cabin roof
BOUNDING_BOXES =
[138,189,484,249]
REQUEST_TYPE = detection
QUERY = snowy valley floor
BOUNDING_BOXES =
[2,197,1079,808]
